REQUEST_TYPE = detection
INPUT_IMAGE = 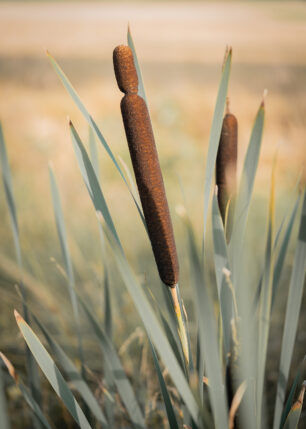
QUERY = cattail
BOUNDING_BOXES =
[113,45,179,287]
[216,101,238,233]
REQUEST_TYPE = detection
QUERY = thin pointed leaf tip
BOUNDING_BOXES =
[113,45,179,286]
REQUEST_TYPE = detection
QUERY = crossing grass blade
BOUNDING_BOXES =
[69,121,120,245]
[0,364,10,429]
[212,189,232,357]
[273,189,306,429]
[14,310,92,429]
[32,314,109,427]
[148,338,180,429]
[78,296,146,429]
[0,353,51,429]
[203,48,232,239]
[47,53,146,228]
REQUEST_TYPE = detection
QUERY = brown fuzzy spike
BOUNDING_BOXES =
[113,45,138,95]
[120,93,179,286]
[216,112,238,232]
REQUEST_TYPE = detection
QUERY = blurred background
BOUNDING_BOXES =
[0,1,305,427]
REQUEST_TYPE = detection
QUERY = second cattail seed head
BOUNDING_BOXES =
[216,106,238,228]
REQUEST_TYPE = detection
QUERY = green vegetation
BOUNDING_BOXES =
[0,27,305,428]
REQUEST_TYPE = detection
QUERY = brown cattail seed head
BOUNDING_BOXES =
[113,45,138,94]
[216,113,238,223]
[120,93,179,286]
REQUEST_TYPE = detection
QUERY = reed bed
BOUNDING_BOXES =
[0,28,305,429]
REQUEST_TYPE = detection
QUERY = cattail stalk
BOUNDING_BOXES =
[216,100,238,240]
[113,45,189,365]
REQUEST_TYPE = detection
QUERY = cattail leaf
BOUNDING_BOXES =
[283,381,306,429]
[148,339,179,429]
[127,25,147,105]
[280,356,306,428]
[49,165,85,375]
[0,353,51,429]
[272,195,300,308]
[47,53,146,227]
[186,220,228,429]
[49,167,78,315]
[273,189,306,429]
[0,123,21,267]
[257,155,276,424]
[89,127,99,180]
[78,297,146,429]
[212,190,232,357]
[253,193,300,311]
[203,49,232,238]
[69,121,120,245]
[99,222,200,424]
[0,365,10,429]
[32,315,109,426]
[14,311,92,429]
[229,103,265,279]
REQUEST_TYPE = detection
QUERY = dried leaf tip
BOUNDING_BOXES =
[0,352,18,382]
[261,89,268,108]
[14,309,22,322]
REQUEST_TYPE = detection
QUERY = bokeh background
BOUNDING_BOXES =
[0,1,305,427]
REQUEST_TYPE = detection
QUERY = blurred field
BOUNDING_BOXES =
[0,1,305,427]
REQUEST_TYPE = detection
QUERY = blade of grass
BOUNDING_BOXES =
[273,189,306,429]
[186,219,229,429]
[0,353,51,429]
[148,338,180,429]
[253,193,300,311]
[78,297,146,429]
[283,381,306,429]
[212,189,232,357]
[49,166,84,368]
[256,155,276,426]
[69,121,120,245]
[89,127,99,179]
[203,48,232,240]
[271,195,300,308]
[0,364,10,429]
[229,102,265,292]
[32,314,109,427]
[14,310,92,429]
[127,25,147,105]
[280,356,306,428]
